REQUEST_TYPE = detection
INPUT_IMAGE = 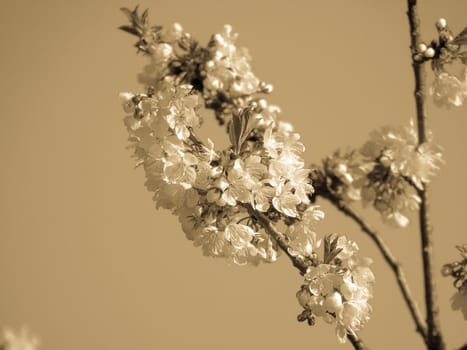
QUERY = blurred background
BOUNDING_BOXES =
[0,1,466,349]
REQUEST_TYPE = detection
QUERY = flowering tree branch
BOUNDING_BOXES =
[117,5,467,350]
[320,191,428,341]
[407,1,446,349]
[244,204,369,349]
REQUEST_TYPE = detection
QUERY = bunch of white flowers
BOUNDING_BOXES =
[320,122,443,227]
[430,68,467,108]
[296,235,374,344]
[120,74,321,265]
[120,8,374,343]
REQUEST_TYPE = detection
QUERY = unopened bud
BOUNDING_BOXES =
[418,43,427,53]
[260,81,273,93]
[436,18,447,30]
[324,292,343,313]
[424,47,435,58]
[258,99,267,110]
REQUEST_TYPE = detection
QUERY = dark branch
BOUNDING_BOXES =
[407,1,445,349]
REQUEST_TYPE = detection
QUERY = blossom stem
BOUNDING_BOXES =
[407,1,445,349]
[321,194,428,342]
[244,204,370,349]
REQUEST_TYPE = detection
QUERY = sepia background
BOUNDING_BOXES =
[0,1,466,349]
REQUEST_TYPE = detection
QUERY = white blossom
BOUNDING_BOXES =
[430,68,467,108]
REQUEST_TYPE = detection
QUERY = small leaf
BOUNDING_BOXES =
[120,7,134,22]
[229,111,242,154]
[118,25,141,37]
[453,26,467,46]
[142,8,149,23]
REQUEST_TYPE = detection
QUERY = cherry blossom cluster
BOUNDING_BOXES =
[318,122,443,227]
[121,6,272,125]
[120,76,317,265]
[120,7,375,342]
[412,18,467,108]
[296,235,374,344]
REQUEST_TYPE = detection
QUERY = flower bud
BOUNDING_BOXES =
[418,43,427,53]
[263,84,273,93]
[325,291,343,313]
[258,99,267,110]
[436,18,447,30]
[424,47,435,58]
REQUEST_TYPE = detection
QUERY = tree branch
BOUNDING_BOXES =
[244,204,308,274]
[347,331,369,350]
[321,194,428,342]
[407,1,445,349]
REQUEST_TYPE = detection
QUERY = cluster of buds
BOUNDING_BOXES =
[411,17,467,108]
[415,42,436,60]
[413,18,460,63]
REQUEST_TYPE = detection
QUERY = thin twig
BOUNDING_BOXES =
[321,194,428,342]
[407,1,445,349]
[347,331,369,350]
